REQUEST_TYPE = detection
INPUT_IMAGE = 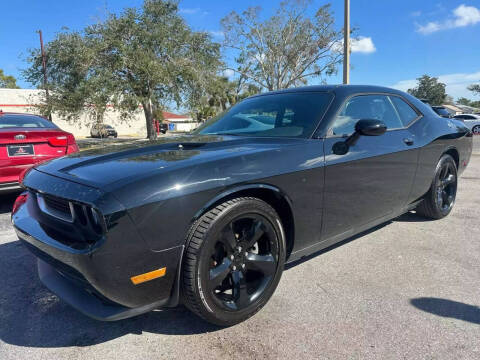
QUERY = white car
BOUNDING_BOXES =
[453,114,480,135]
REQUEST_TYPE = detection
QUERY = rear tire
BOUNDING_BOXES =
[473,125,480,135]
[182,197,286,326]
[416,154,457,219]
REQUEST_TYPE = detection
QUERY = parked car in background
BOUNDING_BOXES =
[90,124,118,138]
[431,106,452,118]
[13,85,472,326]
[453,114,480,134]
[159,123,168,134]
[0,113,78,192]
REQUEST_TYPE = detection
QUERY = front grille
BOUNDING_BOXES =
[37,193,73,222]
[43,194,71,214]
[33,191,105,239]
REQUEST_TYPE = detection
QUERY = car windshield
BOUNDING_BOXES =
[0,114,58,129]
[194,92,333,138]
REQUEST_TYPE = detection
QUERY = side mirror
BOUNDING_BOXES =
[355,119,387,136]
[332,119,387,155]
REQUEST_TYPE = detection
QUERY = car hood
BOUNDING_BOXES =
[32,134,303,189]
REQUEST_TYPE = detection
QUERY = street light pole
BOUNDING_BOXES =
[37,30,52,120]
[343,0,350,84]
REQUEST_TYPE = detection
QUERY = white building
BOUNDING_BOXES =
[0,88,198,137]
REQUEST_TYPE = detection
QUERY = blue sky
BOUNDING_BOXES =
[1,0,479,100]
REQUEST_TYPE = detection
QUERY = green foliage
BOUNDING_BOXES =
[221,0,343,91]
[457,97,471,106]
[0,69,19,88]
[468,83,480,96]
[457,97,480,108]
[23,31,110,122]
[189,76,261,121]
[23,0,221,139]
[407,75,447,106]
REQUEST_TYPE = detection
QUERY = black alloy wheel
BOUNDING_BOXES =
[416,154,457,219]
[435,160,457,213]
[208,214,278,311]
[182,197,285,326]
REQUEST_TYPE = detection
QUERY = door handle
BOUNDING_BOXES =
[403,138,414,146]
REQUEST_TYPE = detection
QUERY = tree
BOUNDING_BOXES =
[456,97,480,109]
[23,0,221,140]
[187,74,261,121]
[23,31,112,123]
[0,69,19,88]
[407,75,447,105]
[444,95,454,105]
[468,83,480,96]
[89,0,221,139]
[221,0,343,91]
[457,97,472,106]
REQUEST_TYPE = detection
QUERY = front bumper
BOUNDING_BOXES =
[37,258,169,321]
[12,172,185,320]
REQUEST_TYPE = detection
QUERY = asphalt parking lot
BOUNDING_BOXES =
[0,138,479,359]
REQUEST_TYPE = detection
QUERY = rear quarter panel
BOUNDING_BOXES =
[409,116,472,201]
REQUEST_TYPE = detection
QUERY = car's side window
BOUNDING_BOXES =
[331,94,403,136]
[389,96,419,126]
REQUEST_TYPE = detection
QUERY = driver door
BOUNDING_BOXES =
[321,94,419,240]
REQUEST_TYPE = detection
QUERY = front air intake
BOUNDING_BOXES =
[35,192,105,238]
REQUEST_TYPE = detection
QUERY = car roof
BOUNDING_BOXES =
[246,84,437,119]
[0,112,47,119]
[250,84,409,97]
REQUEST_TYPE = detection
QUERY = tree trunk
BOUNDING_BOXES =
[143,99,157,140]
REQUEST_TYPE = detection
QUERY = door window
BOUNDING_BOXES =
[331,95,403,136]
[389,96,419,126]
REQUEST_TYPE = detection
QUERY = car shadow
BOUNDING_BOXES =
[0,240,221,348]
[0,192,19,214]
[410,297,480,325]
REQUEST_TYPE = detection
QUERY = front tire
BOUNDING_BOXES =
[182,197,286,326]
[416,154,457,219]
[472,125,480,135]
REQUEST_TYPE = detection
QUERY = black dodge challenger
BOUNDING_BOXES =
[12,85,473,326]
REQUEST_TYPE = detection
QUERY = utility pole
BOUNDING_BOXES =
[37,30,52,120]
[343,0,350,84]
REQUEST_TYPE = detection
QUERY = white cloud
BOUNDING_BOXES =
[222,69,235,78]
[390,70,480,99]
[417,22,441,34]
[209,30,224,38]
[179,8,208,16]
[179,7,199,14]
[350,36,376,54]
[453,4,480,26]
[417,4,480,34]
[411,10,422,17]
[331,36,376,54]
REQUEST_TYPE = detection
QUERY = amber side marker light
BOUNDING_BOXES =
[130,268,166,285]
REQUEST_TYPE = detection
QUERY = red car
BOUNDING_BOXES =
[0,112,78,192]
